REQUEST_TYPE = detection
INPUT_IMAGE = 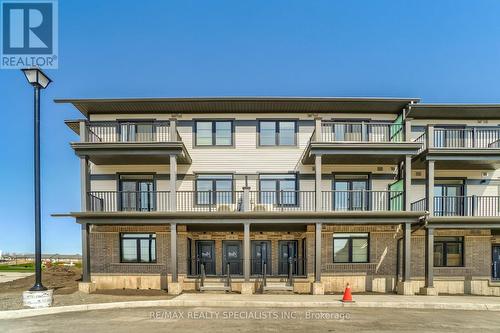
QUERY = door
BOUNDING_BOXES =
[196,241,215,275]
[334,178,368,211]
[120,179,155,211]
[120,122,154,142]
[223,241,242,275]
[434,184,464,216]
[493,245,500,281]
[251,241,271,275]
[278,240,298,275]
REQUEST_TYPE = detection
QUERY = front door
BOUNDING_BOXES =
[493,245,500,281]
[278,240,298,275]
[196,241,215,275]
[251,241,271,275]
[223,241,242,275]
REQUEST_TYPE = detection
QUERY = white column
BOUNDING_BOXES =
[170,154,177,211]
[315,154,322,211]
[404,155,412,211]
[426,160,435,216]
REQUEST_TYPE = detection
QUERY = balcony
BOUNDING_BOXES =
[67,121,191,164]
[302,121,421,165]
[413,126,500,169]
[411,196,500,217]
[86,190,403,213]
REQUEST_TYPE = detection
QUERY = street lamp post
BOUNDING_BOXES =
[21,68,52,292]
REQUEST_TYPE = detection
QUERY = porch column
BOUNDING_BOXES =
[81,223,91,282]
[80,156,89,211]
[314,116,322,142]
[170,223,178,282]
[404,155,412,211]
[424,227,434,288]
[243,223,250,282]
[170,154,177,212]
[315,222,322,282]
[169,117,177,141]
[404,118,412,142]
[402,222,412,282]
[315,154,322,211]
[426,160,435,216]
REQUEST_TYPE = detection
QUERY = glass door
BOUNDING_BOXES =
[120,122,154,142]
[492,245,500,281]
[120,178,155,211]
[251,241,271,275]
[278,240,298,275]
[434,184,464,216]
[334,177,368,211]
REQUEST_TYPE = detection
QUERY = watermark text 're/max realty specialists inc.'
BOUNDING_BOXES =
[1,0,58,69]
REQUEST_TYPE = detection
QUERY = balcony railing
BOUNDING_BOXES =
[84,121,172,143]
[87,190,402,212]
[319,121,404,143]
[322,190,404,211]
[413,127,500,151]
[248,191,315,212]
[411,196,500,216]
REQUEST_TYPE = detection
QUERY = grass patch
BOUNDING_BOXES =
[0,263,36,272]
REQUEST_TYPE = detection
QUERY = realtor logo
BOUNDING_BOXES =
[1,0,58,68]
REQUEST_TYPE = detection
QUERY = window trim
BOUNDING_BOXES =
[258,173,299,207]
[119,233,157,263]
[194,119,234,147]
[257,119,298,147]
[434,236,464,267]
[332,233,370,264]
[194,173,235,206]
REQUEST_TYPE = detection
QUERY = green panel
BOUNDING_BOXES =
[389,179,403,211]
[390,114,404,142]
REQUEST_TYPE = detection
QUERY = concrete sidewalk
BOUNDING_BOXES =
[0,272,33,284]
[1,293,500,320]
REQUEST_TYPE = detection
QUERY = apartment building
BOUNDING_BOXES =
[55,97,500,296]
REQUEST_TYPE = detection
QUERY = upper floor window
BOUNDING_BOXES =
[120,233,156,263]
[259,120,297,146]
[119,175,155,212]
[119,121,155,142]
[195,120,233,146]
[333,233,369,263]
[333,175,369,211]
[195,174,233,204]
[259,174,297,205]
[434,236,464,267]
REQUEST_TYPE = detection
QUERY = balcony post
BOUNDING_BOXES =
[81,223,91,283]
[402,222,412,282]
[169,117,177,141]
[243,223,250,282]
[242,186,250,212]
[361,121,367,142]
[314,116,322,142]
[426,160,435,216]
[79,120,87,142]
[170,223,178,282]
[315,222,322,282]
[315,154,322,211]
[420,227,437,295]
[80,156,89,211]
[404,155,412,211]
[404,118,412,142]
[426,125,434,149]
[170,154,177,212]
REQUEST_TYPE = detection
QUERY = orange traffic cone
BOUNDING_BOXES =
[341,283,354,302]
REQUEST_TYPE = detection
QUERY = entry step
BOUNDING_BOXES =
[200,283,231,292]
[263,282,293,292]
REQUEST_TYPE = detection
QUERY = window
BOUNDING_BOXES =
[119,121,154,142]
[434,236,464,267]
[259,174,297,205]
[434,180,465,216]
[120,233,156,263]
[333,175,369,211]
[196,174,233,204]
[195,120,233,146]
[119,175,155,212]
[333,233,369,263]
[259,120,296,146]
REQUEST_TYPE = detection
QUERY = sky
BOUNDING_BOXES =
[1,0,500,254]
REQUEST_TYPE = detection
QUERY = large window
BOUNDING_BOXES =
[434,236,464,267]
[259,174,297,205]
[119,175,155,212]
[259,120,296,146]
[119,121,154,142]
[195,120,233,146]
[196,174,233,204]
[434,180,465,216]
[120,233,156,263]
[333,233,369,263]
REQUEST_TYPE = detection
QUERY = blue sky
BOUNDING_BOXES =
[1,0,500,254]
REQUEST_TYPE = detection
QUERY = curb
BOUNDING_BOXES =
[2,298,500,320]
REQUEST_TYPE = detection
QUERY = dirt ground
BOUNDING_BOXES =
[0,266,172,311]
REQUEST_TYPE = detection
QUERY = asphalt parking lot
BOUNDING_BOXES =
[2,306,500,332]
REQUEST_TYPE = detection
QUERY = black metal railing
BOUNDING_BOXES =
[320,121,404,143]
[411,198,426,212]
[411,196,500,216]
[277,257,307,277]
[249,190,315,212]
[84,121,171,143]
[87,191,170,212]
[322,190,403,211]
[176,191,244,212]
[433,127,500,149]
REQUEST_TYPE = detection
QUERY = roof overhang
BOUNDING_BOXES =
[407,104,500,120]
[54,97,420,117]
[302,142,422,164]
